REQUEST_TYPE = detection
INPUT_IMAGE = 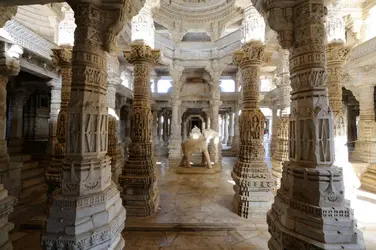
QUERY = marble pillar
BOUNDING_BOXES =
[119,41,160,217]
[264,1,364,248]
[45,83,61,157]
[352,84,376,193]
[210,100,222,165]
[45,47,72,204]
[8,89,27,154]
[227,113,234,146]
[231,102,241,154]
[327,26,359,199]
[222,113,228,145]
[168,99,182,162]
[232,42,275,219]
[347,102,358,151]
[152,107,159,147]
[42,4,126,248]
[108,74,123,185]
[0,39,21,250]
[158,112,163,146]
[271,49,291,189]
[270,107,278,156]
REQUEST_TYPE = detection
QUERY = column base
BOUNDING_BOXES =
[42,182,126,250]
[231,161,275,219]
[268,162,364,250]
[226,136,233,146]
[0,184,17,250]
[360,164,376,193]
[120,183,160,217]
[271,158,283,190]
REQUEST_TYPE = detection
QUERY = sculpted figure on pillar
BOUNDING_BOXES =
[119,41,161,217]
[45,47,72,200]
[259,0,365,248]
[41,1,138,248]
[232,41,276,219]
[0,41,22,250]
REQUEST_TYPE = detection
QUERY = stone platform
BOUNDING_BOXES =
[176,164,221,174]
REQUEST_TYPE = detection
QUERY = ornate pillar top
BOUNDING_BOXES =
[0,42,23,76]
[52,47,72,68]
[124,40,160,65]
[233,42,265,68]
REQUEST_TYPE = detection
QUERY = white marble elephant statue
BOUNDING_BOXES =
[180,130,215,169]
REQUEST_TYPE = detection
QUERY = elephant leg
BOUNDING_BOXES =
[201,151,206,164]
[203,149,212,169]
[186,153,191,168]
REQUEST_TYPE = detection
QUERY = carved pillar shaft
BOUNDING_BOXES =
[231,103,241,153]
[265,1,364,249]
[270,107,278,156]
[119,41,160,217]
[223,113,228,144]
[168,100,182,161]
[232,42,275,219]
[227,112,234,146]
[45,48,72,197]
[43,4,126,249]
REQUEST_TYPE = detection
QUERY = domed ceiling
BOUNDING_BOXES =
[156,0,242,30]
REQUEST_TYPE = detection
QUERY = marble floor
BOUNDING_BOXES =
[11,156,376,249]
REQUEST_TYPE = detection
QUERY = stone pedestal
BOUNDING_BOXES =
[232,42,275,219]
[263,1,364,249]
[119,41,160,217]
[42,4,126,249]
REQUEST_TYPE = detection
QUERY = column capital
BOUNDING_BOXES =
[52,47,72,68]
[0,42,23,76]
[124,41,161,65]
[326,43,350,65]
[326,7,346,44]
[210,100,222,107]
[233,42,265,68]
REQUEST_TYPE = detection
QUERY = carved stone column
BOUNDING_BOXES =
[46,83,61,156]
[271,49,291,189]
[158,111,163,146]
[352,84,376,192]
[168,99,182,162]
[119,41,160,217]
[107,55,123,186]
[152,107,159,147]
[326,15,359,199]
[232,42,275,219]
[222,113,228,145]
[42,3,128,248]
[210,100,222,163]
[231,102,241,154]
[0,40,21,250]
[263,1,364,248]
[227,112,234,146]
[45,47,72,206]
[270,107,278,155]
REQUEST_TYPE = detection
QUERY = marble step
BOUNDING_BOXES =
[123,222,264,232]
[21,162,43,180]
[21,175,45,190]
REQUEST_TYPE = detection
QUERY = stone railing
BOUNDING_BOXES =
[347,36,376,67]
[2,20,57,60]
[154,29,242,61]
